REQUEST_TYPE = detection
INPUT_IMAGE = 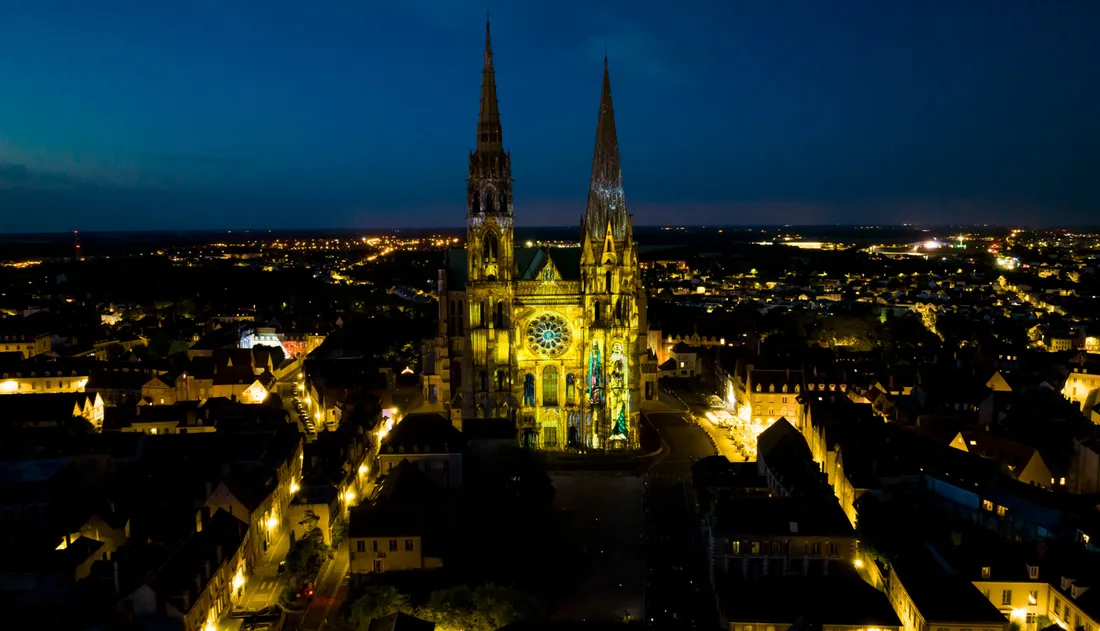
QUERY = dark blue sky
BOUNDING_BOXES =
[1,0,1098,232]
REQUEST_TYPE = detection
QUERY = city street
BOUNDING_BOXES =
[660,387,750,462]
[220,528,291,630]
[298,545,350,631]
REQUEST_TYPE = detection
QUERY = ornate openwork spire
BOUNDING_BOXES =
[583,57,628,243]
[477,13,503,150]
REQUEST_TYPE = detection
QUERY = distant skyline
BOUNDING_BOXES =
[1,0,1098,232]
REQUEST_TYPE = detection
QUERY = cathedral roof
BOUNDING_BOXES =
[443,246,583,291]
[516,247,580,281]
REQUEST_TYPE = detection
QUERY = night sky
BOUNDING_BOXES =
[1,0,1098,233]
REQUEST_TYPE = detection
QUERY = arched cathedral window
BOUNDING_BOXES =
[484,232,498,263]
[543,365,559,406]
[566,373,576,402]
[523,374,535,407]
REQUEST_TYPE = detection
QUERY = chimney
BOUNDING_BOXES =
[113,559,120,596]
[216,544,224,564]
[205,481,213,499]
[204,560,212,581]
[180,591,191,612]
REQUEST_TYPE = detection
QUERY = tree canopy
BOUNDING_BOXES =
[348,583,543,631]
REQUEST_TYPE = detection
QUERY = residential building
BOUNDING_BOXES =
[717,572,902,631]
[0,332,52,359]
[705,495,857,581]
[378,413,464,487]
[885,546,1010,631]
[348,461,445,575]
[123,509,250,631]
[0,392,104,431]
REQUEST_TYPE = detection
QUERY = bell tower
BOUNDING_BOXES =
[462,14,516,421]
[580,57,643,448]
[467,15,514,284]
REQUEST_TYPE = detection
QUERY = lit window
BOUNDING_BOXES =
[981,566,990,579]
[996,505,1007,517]
[982,499,994,512]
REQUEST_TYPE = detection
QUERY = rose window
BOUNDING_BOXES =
[526,313,572,357]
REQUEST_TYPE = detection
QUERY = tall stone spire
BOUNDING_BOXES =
[583,57,628,243]
[477,13,503,151]
[467,12,512,222]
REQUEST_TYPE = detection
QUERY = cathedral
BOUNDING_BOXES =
[425,18,657,451]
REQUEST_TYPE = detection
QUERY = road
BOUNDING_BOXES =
[659,388,749,463]
[297,545,350,631]
[219,528,291,631]
[643,412,717,628]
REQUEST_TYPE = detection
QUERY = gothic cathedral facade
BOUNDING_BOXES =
[426,19,655,450]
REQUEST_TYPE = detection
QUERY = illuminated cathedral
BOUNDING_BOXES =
[425,18,656,450]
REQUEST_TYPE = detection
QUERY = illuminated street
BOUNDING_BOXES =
[660,387,749,462]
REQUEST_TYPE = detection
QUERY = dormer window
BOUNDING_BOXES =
[768,384,775,393]
[982,566,991,579]
[781,384,788,394]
